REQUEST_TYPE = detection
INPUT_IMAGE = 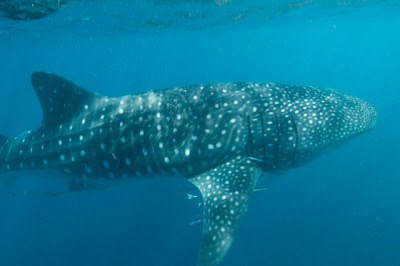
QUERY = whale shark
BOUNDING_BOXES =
[0,72,377,265]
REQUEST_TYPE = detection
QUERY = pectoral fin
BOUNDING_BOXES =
[189,156,262,266]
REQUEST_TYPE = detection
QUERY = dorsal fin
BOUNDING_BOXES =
[31,72,102,125]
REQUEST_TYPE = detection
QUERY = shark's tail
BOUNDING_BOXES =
[0,134,11,171]
[0,135,7,146]
[0,134,10,151]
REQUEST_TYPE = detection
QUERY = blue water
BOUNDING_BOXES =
[0,1,399,265]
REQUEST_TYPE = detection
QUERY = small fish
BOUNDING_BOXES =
[253,187,268,192]
[189,219,202,226]
[186,192,198,199]
[24,191,59,198]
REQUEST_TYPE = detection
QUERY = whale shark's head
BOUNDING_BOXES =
[268,85,377,168]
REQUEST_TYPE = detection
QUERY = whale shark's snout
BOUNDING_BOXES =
[356,98,377,133]
[279,87,377,167]
[339,93,377,137]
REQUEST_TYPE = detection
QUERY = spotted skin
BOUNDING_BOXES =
[191,156,262,266]
[0,72,376,265]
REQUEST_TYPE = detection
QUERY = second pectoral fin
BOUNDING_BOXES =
[189,156,262,266]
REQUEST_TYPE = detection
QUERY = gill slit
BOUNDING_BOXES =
[259,111,266,166]
[290,114,298,167]
[273,111,280,169]
[247,114,254,156]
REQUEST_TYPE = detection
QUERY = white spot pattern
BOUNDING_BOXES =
[190,157,262,266]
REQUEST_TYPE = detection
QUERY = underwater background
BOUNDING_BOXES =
[0,0,399,265]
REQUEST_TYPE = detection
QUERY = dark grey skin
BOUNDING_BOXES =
[0,72,376,265]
